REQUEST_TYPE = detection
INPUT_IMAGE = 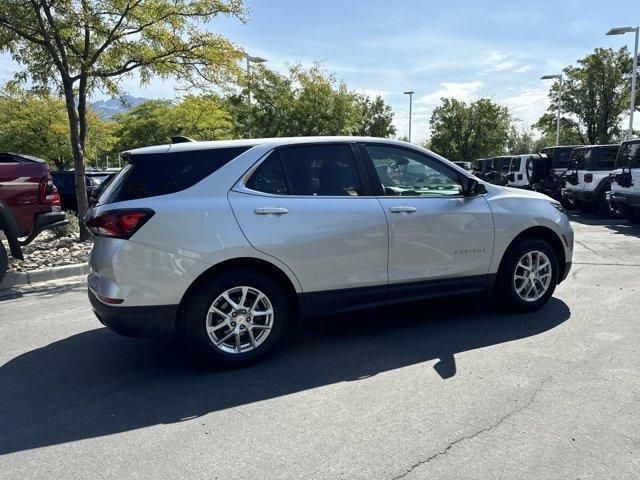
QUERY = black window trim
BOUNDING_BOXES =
[358,142,476,199]
[238,141,376,198]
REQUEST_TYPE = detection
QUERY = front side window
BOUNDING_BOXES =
[592,146,618,170]
[366,145,463,196]
[246,144,363,196]
[571,149,587,169]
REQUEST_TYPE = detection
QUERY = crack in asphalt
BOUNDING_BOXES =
[575,240,605,257]
[390,376,551,480]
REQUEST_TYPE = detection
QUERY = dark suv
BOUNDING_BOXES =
[52,170,113,212]
[0,152,67,283]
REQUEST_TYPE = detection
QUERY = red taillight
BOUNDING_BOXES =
[85,209,154,239]
[584,173,593,183]
[38,174,58,205]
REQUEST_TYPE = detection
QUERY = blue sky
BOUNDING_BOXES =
[1,0,638,142]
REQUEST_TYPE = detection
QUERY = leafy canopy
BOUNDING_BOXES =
[0,85,114,170]
[535,47,638,144]
[429,97,511,161]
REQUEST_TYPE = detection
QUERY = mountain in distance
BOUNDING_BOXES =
[91,94,149,119]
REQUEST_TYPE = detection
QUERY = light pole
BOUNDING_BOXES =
[541,74,563,146]
[404,91,414,142]
[606,26,639,140]
[245,54,267,138]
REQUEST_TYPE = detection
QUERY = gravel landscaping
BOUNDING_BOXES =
[2,214,92,274]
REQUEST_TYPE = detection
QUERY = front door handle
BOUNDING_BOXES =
[389,206,417,214]
[254,207,289,216]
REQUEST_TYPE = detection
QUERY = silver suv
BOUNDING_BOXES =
[86,137,574,365]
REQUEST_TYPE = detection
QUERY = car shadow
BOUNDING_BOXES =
[0,296,570,455]
[568,212,640,238]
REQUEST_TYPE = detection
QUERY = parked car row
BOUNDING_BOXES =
[472,139,640,223]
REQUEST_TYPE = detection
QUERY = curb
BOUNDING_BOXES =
[1,263,89,290]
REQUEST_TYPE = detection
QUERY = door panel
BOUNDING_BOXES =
[228,192,388,293]
[378,196,494,284]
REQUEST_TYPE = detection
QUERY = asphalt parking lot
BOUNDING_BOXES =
[1,213,639,480]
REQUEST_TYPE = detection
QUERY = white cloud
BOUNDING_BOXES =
[514,64,533,73]
[418,81,484,106]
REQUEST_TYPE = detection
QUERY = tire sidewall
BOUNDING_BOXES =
[0,241,7,285]
[183,269,289,365]
[497,239,559,312]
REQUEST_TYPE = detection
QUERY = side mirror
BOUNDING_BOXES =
[460,176,479,196]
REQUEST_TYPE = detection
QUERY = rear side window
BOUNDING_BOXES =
[511,157,521,171]
[246,152,288,195]
[616,142,640,169]
[249,144,363,196]
[99,146,251,204]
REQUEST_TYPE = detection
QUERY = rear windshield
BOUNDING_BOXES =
[616,141,640,169]
[573,146,619,170]
[541,147,575,168]
[98,146,251,204]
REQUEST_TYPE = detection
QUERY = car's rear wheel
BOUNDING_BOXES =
[182,269,290,366]
[0,241,7,286]
[495,238,558,312]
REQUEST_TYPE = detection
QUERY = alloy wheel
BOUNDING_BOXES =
[513,250,553,302]
[206,286,274,354]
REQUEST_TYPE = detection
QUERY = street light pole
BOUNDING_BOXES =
[606,26,639,140]
[244,54,267,139]
[541,74,563,146]
[404,91,414,142]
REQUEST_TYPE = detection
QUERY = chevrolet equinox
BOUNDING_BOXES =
[86,137,574,365]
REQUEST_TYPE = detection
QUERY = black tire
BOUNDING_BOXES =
[596,190,622,218]
[494,238,559,312]
[560,196,577,211]
[182,269,290,366]
[0,241,7,286]
[622,205,640,224]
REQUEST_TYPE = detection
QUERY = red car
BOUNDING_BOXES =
[0,152,67,282]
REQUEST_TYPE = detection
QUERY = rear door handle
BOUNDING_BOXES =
[254,207,289,216]
[389,206,417,214]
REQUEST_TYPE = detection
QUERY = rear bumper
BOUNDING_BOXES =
[88,289,177,338]
[20,211,68,246]
[607,191,640,207]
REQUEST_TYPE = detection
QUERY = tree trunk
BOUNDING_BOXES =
[62,80,89,240]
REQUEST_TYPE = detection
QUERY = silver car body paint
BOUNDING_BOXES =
[88,137,573,310]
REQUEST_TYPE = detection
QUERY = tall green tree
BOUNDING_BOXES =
[112,95,237,152]
[225,64,395,138]
[0,86,114,170]
[535,47,639,144]
[506,125,536,155]
[429,98,511,161]
[352,95,396,138]
[0,0,245,236]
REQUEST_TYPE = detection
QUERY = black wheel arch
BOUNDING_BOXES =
[176,257,303,332]
[498,226,567,284]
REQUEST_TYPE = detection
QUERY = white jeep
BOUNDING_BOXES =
[505,154,545,189]
[562,144,620,217]
[608,139,640,224]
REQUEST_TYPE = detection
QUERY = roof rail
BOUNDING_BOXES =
[170,136,196,144]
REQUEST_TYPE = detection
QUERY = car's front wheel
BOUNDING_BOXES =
[182,269,290,366]
[495,239,559,312]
